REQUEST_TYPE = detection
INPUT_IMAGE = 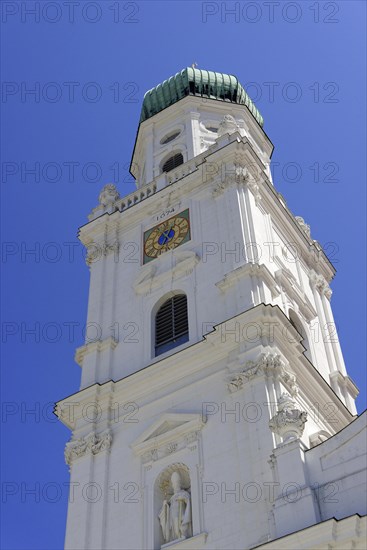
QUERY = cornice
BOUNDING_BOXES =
[56,304,353,433]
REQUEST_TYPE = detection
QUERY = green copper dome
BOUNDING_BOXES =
[140,67,264,127]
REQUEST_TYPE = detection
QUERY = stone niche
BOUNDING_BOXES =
[131,413,207,549]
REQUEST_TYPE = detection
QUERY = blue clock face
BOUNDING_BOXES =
[158,228,175,246]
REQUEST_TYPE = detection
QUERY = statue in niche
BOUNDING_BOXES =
[158,471,192,543]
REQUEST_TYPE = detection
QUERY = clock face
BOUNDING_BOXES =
[143,209,190,263]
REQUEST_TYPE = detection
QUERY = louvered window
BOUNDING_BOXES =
[162,152,184,173]
[155,294,189,356]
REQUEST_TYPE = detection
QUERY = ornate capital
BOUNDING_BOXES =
[228,353,299,396]
[212,180,227,198]
[235,163,261,204]
[65,429,112,466]
[269,393,307,443]
[309,270,332,299]
[211,161,260,203]
[85,241,119,266]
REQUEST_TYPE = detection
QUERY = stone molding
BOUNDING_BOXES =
[275,267,317,321]
[329,370,359,399]
[134,251,200,295]
[269,393,307,443]
[131,413,206,464]
[65,429,112,466]
[161,532,208,549]
[75,336,118,367]
[227,352,299,396]
[254,514,366,550]
[216,262,280,297]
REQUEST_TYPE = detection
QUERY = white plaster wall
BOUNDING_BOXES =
[63,94,363,550]
[305,412,367,521]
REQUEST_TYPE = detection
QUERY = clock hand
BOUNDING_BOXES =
[160,230,171,244]
[160,226,175,244]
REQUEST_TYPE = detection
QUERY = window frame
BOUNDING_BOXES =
[154,293,189,357]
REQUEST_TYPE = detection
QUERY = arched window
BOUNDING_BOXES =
[162,152,184,173]
[155,294,189,356]
[289,310,311,361]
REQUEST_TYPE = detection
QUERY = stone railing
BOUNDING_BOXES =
[115,182,157,212]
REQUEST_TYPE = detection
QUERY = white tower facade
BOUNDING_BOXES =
[57,68,366,550]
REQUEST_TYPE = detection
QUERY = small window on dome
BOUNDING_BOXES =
[162,152,184,173]
[160,131,181,145]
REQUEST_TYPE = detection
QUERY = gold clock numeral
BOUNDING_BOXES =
[177,218,187,228]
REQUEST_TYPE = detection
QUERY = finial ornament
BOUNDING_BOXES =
[98,184,120,207]
[217,114,239,137]
[191,62,198,69]
[295,216,311,238]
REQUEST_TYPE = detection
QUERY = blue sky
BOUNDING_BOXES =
[1,1,366,549]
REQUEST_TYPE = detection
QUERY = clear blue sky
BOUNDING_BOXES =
[1,1,366,549]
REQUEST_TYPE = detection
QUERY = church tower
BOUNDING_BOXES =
[57,68,365,550]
